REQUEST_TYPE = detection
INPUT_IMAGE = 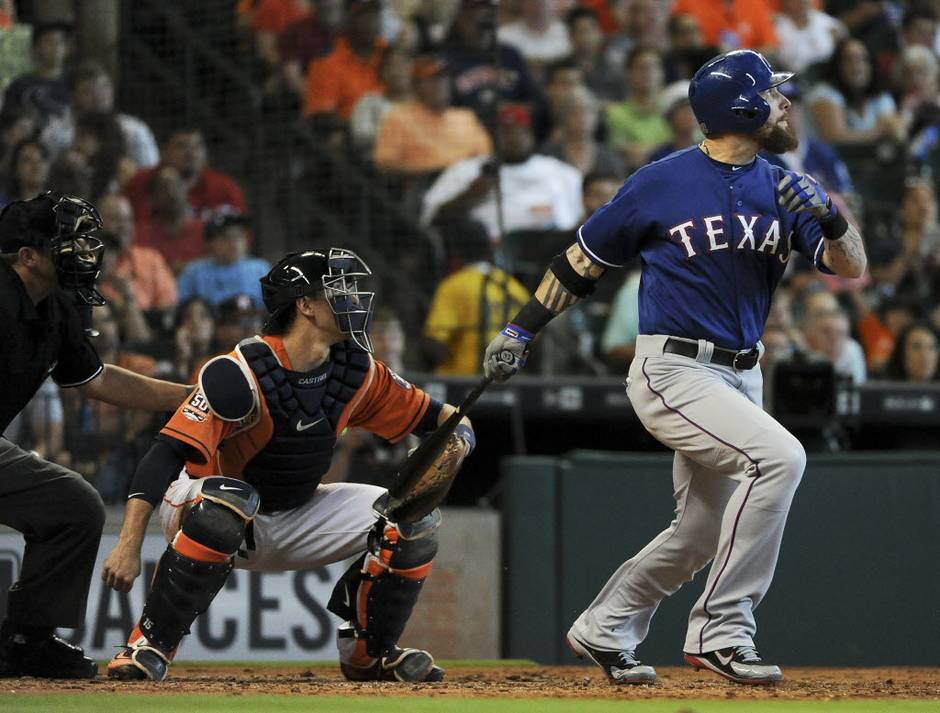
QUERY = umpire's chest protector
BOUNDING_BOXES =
[236,338,371,511]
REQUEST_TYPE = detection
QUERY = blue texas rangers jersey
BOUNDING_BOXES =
[577,146,832,350]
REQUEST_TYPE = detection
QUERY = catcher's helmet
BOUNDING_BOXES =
[260,248,375,352]
[0,191,106,305]
[688,50,794,136]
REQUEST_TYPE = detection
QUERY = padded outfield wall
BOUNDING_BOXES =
[503,451,940,666]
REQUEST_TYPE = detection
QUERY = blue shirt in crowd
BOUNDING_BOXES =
[176,257,271,306]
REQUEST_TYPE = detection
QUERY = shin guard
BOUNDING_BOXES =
[328,510,440,667]
[133,479,259,655]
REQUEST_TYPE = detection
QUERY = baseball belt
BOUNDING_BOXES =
[663,338,760,371]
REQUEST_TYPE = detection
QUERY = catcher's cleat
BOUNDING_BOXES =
[107,629,173,682]
[340,647,444,683]
[684,645,782,685]
[0,625,97,679]
[566,629,657,684]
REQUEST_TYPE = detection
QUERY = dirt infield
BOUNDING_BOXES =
[4,663,939,700]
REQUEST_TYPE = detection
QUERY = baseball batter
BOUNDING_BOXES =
[484,50,867,685]
[102,249,475,683]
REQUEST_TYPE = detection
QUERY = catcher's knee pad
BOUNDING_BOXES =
[328,510,441,663]
[136,478,259,654]
[177,477,261,558]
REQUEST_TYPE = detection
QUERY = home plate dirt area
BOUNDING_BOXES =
[3,663,939,700]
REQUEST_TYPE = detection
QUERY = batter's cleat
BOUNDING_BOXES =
[683,645,782,685]
[565,630,657,684]
[340,647,444,683]
[0,625,97,679]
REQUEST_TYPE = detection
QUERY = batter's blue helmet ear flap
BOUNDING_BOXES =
[689,49,795,136]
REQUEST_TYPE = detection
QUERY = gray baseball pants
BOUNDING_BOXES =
[0,438,105,629]
[570,335,806,655]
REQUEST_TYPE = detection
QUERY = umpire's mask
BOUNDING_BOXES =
[260,248,375,352]
[0,191,106,306]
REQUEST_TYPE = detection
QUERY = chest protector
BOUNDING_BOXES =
[237,338,371,512]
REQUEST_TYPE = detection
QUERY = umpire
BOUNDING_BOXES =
[0,192,190,679]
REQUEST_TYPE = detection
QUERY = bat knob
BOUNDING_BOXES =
[497,349,515,365]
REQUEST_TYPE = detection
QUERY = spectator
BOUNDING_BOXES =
[759,81,854,196]
[670,0,777,55]
[773,0,845,73]
[73,111,135,198]
[42,60,160,168]
[133,166,206,272]
[498,0,572,75]
[604,0,669,70]
[422,219,530,375]
[805,38,904,145]
[173,298,216,382]
[0,112,39,180]
[2,22,71,125]
[303,0,386,121]
[565,5,624,101]
[0,139,50,208]
[349,45,413,153]
[65,304,159,503]
[879,322,940,381]
[46,146,92,199]
[279,0,343,99]
[5,379,66,465]
[896,44,940,154]
[176,209,269,305]
[581,171,622,220]
[867,179,939,306]
[900,6,939,51]
[123,127,246,222]
[441,0,543,121]
[250,0,313,67]
[421,103,583,242]
[96,193,177,312]
[800,297,867,384]
[600,267,641,368]
[213,293,265,352]
[542,58,586,134]
[373,54,492,174]
[662,13,717,82]
[605,48,671,172]
[541,86,625,177]
[647,81,700,163]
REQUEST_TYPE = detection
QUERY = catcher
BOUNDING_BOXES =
[102,249,475,683]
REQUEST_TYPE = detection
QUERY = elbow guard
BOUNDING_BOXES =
[549,252,599,298]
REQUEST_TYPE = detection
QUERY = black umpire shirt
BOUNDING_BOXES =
[0,260,102,434]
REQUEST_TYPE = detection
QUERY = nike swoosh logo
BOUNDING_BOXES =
[716,651,734,666]
[343,587,351,608]
[732,166,742,171]
[296,416,325,432]
[218,483,244,492]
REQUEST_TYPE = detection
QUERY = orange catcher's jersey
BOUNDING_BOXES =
[160,336,433,484]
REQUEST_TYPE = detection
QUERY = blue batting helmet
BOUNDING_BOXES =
[688,50,794,136]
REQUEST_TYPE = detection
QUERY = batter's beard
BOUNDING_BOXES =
[758,121,798,154]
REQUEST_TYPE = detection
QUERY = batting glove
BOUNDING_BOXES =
[776,172,834,221]
[483,324,532,382]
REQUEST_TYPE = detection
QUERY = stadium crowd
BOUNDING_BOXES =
[2,0,940,499]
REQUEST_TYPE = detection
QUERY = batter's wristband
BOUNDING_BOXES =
[819,208,848,241]
[454,423,476,454]
[509,298,555,335]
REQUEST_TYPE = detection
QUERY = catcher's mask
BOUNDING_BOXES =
[260,248,375,352]
[0,191,106,305]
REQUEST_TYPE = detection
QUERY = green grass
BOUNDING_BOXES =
[0,696,936,713]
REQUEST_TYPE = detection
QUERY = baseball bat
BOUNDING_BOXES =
[385,369,497,511]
